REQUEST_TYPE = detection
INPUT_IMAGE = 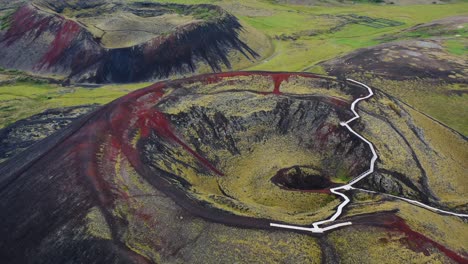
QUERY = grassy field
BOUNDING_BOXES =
[236,1,467,72]
[128,0,467,74]
[0,80,151,128]
[444,38,467,55]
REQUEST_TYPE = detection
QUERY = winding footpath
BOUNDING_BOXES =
[270,78,468,233]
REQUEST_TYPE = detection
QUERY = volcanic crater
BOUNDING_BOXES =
[1,72,467,263]
[0,1,259,83]
[271,166,336,191]
[139,75,372,225]
[0,72,374,235]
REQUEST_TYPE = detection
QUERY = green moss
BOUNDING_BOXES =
[369,79,468,135]
[379,23,468,42]
[0,11,13,31]
[191,7,220,21]
[444,38,467,55]
[85,207,112,240]
[388,102,401,117]
[329,226,453,263]
[347,197,468,255]
[334,167,352,183]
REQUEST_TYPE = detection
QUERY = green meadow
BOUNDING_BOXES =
[0,81,151,128]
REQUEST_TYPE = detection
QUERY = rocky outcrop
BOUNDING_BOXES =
[0,105,98,164]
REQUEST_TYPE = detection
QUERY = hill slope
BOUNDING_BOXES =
[0,72,466,263]
[0,2,261,83]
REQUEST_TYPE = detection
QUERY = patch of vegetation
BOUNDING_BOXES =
[379,23,468,42]
[388,102,402,117]
[237,1,467,72]
[191,7,220,20]
[352,0,385,3]
[15,76,48,85]
[1,68,24,75]
[330,224,456,263]
[333,167,352,183]
[370,78,468,135]
[337,14,404,28]
[348,197,468,253]
[164,4,222,21]
[0,81,151,128]
[0,11,13,31]
[444,38,467,55]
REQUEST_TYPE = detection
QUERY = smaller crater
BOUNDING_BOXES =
[271,166,333,191]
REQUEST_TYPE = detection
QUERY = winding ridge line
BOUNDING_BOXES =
[270,78,468,233]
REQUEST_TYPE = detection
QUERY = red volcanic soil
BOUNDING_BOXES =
[384,216,467,263]
[352,213,468,263]
[2,4,81,70]
[1,4,102,77]
[203,71,316,95]
[37,20,81,70]
[3,5,54,46]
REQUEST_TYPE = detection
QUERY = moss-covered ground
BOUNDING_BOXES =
[371,79,468,135]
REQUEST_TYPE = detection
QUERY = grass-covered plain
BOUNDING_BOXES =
[444,38,467,55]
[233,1,467,71]
[0,80,151,128]
[120,0,467,72]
